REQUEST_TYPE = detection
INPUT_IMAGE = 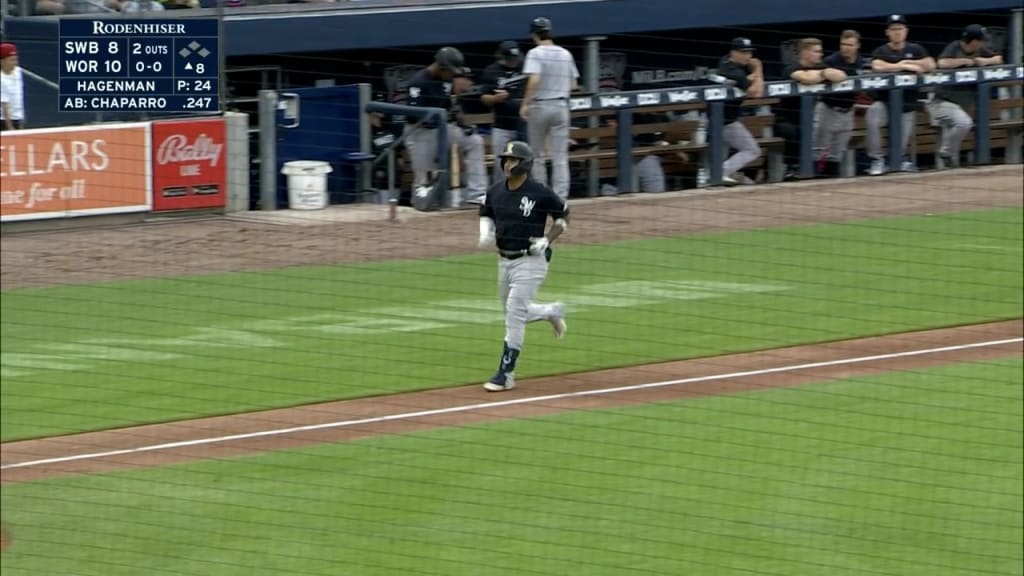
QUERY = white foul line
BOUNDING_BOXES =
[2,337,1021,471]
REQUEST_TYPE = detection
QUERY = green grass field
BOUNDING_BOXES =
[1,208,1021,440]
[2,358,1020,576]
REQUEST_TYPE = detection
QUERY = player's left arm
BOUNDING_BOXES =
[529,190,568,255]
[905,44,936,73]
[546,192,569,243]
[975,47,1003,66]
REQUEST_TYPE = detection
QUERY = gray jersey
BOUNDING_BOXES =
[523,45,579,100]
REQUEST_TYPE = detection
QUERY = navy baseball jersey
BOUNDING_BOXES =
[480,178,569,252]
[406,68,453,127]
[821,52,863,109]
[480,62,527,131]
[717,56,753,124]
[870,42,930,111]
[935,40,997,108]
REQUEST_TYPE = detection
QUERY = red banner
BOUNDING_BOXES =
[151,118,227,212]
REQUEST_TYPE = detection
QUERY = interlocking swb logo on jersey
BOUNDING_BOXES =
[520,197,536,217]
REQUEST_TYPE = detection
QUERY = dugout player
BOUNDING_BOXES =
[785,38,849,176]
[714,37,764,186]
[866,14,935,175]
[815,30,865,176]
[520,17,581,201]
[480,41,528,185]
[931,24,1003,168]
[404,46,488,207]
[477,140,568,392]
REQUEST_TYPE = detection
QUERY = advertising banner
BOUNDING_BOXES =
[150,118,227,212]
[0,123,151,222]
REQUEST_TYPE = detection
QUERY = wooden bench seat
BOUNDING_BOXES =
[843,92,1023,172]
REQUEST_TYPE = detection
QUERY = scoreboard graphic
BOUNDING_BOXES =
[59,19,219,113]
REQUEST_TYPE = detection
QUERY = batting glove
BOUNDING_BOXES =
[528,236,550,255]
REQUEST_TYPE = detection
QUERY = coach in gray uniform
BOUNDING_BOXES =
[520,16,580,201]
[931,24,1003,168]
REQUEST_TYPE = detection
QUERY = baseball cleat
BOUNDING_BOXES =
[550,302,567,339]
[868,159,886,176]
[483,372,516,392]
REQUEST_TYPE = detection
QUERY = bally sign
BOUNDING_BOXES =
[151,118,227,212]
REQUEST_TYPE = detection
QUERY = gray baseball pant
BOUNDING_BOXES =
[813,102,855,161]
[722,121,761,176]
[527,99,571,201]
[866,102,915,161]
[490,127,519,185]
[498,253,557,350]
[636,156,666,193]
[926,100,974,158]
[405,123,488,203]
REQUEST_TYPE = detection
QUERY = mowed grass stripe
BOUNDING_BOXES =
[0,358,1020,575]
[0,208,1020,440]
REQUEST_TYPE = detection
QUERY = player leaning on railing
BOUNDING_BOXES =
[930,24,1005,169]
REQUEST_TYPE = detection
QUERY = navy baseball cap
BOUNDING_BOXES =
[962,24,988,41]
[498,40,521,59]
[887,14,908,27]
[731,37,754,52]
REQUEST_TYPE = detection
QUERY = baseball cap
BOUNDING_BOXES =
[454,66,473,79]
[0,43,16,59]
[962,24,988,41]
[498,40,521,59]
[730,37,754,52]
[887,14,908,27]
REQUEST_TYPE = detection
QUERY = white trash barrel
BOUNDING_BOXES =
[281,160,333,210]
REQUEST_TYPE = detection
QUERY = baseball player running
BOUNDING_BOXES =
[404,47,488,206]
[520,17,580,202]
[481,41,528,185]
[478,140,569,392]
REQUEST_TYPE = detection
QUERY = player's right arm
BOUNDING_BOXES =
[870,46,906,72]
[479,66,507,107]
[520,51,541,118]
[0,81,12,130]
[479,191,496,248]
[938,41,974,69]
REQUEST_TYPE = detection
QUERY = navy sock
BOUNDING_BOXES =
[498,341,520,374]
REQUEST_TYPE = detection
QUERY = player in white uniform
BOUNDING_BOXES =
[520,17,580,202]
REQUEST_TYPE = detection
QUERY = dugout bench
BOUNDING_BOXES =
[842,80,1023,175]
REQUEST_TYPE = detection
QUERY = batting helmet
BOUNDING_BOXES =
[530,17,552,35]
[434,46,465,70]
[498,140,534,177]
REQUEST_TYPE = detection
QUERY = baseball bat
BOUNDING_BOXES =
[450,139,461,190]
